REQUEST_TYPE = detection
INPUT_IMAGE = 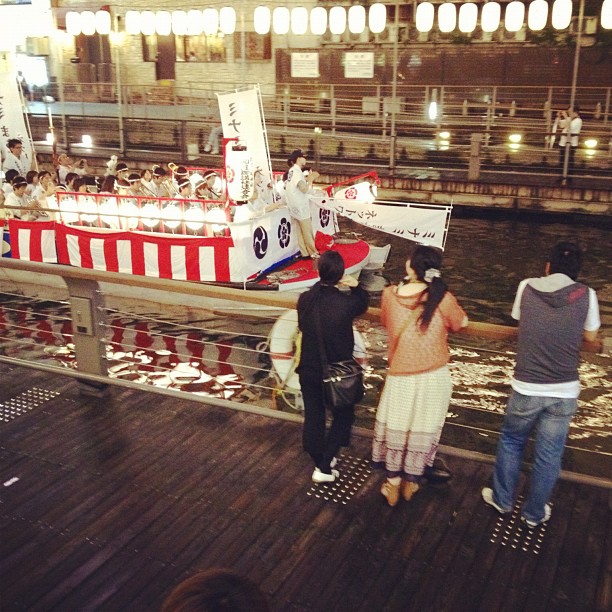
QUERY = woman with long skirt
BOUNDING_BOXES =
[372,245,468,506]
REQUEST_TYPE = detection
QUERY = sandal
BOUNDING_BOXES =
[381,480,400,507]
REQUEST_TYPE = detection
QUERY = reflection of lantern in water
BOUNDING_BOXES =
[78,195,98,223]
[161,202,182,230]
[99,196,120,228]
[205,207,227,233]
[59,195,79,224]
[184,204,205,231]
[141,202,160,229]
[119,198,140,230]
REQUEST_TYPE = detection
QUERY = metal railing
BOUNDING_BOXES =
[0,258,609,485]
[27,83,611,187]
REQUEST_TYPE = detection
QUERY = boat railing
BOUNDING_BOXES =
[0,257,608,488]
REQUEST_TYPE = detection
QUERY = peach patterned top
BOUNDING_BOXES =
[381,285,467,376]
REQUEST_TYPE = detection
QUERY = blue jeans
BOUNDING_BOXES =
[493,391,577,523]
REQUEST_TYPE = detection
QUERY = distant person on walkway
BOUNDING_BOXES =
[285,149,320,260]
[2,139,31,176]
[372,246,468,507]
[482,242,600,528]
[17,71,33,102]
[297,250,369,483]
[161,568,270,612]
[557,105,582,185]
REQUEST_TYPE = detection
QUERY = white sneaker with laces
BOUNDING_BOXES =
[312,468,339,483]
[522,504,552,528]
[482,487,510,514]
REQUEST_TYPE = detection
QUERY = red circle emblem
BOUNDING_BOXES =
[226,167,235,183]
[345,186,358,199]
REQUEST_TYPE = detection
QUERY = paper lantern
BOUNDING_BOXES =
[140,11,156,36]
[552,0,572,30]
[155,11,172,36]
[329,6,347,35]
[415,2,435,33]
[291,7,309,35]
[438,3,457,33]
[66,12,82,36]
[81,11,96,36]
[161,203,182,230]
[59,196,79,225]
[481,2,502,32]
[185,205,206,231]
[125,11,141,35]
[203,8,219,36]
[254,7,271,35]
[368,3,387,34]
[186,10,204,36]
[348,5,366,34]
[310,7,328,35]
[458,3,478,33]
[528,0,549,31]
[219,7,236,35]
[141,203,160,229]
[505,1,525,32]
[78,195,98,223]
[99,196,119,228]
[172,11,188,36]
[273,7,290,35]
[603,0,612,29]
[95,10,111,35]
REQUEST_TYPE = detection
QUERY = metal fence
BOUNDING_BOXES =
[28,82,612,185]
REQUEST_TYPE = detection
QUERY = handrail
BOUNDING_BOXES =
[0,258,603,352]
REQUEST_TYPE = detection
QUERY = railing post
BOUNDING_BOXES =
[63,278,108,397]
[468,133,482,181]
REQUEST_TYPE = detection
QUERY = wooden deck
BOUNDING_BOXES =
[1,363,610,612]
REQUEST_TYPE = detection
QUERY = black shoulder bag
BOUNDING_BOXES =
[314,299,364,407]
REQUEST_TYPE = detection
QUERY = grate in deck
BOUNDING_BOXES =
[489,496,550,555]
[0,388,60,423]
[307,454,372,505]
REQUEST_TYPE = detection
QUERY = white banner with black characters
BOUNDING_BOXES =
[217,86,272,191]
[321,199,452,250]
[0,53,33,175]
[229,207,299,281]
[309,190,338,236]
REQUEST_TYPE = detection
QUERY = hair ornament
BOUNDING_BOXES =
[424,268,441,283]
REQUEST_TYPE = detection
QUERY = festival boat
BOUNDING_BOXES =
[1,86,452,292]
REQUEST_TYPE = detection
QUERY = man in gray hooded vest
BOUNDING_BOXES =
[482,242,600,528]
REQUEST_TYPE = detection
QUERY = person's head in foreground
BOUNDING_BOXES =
[161,568,270,612]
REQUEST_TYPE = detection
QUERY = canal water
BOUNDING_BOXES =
[0,214,609,477]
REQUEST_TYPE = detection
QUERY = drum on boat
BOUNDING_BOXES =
[269,310,367,392]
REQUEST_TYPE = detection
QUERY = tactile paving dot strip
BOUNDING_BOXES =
[306,454,372,505]
[0,388,60,423]
[489,495,550,555]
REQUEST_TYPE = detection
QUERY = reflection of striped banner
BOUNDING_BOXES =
[54,225,242,282]
[8,220,57,262]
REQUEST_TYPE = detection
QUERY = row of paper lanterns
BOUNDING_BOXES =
[65,5,387,37]
[65,2,612,38]
[417,0,611,33]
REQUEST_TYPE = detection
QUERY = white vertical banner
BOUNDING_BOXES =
[0,52,32,171]
[217,86,271,187]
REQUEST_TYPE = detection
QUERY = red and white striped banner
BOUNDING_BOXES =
[54,224,243,283]
[8,220,57,262]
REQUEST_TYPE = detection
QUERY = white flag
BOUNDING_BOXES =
[217,86,272,189]
[324,199,452,250]
[0,54,32,172]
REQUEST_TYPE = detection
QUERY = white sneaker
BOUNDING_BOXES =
[312,468,339,483]
[482,487,510,514]
[521,504,552,528]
